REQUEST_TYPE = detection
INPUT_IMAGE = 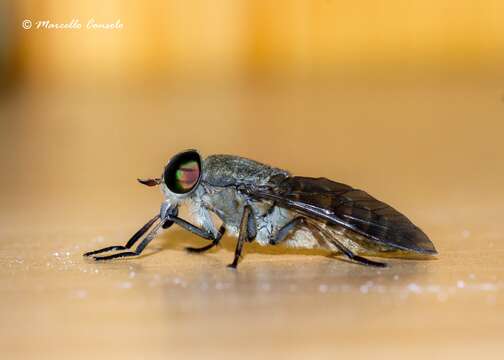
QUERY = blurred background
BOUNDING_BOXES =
[1,1,504,359]
[1,0,504,229]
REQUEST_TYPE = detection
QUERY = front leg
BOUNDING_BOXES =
[169,204,224,253]
[83,215,160,257]
[91,218,168,261]
[228,205,256,269]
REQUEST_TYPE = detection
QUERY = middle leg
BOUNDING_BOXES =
[228,205,256,269]
[185,224,226,253]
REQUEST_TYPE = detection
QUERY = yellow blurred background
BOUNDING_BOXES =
[1,0,503,227]
[6,0,504,84]
[1,1,504,359]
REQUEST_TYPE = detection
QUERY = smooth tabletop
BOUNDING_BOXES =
[1,78,503,359]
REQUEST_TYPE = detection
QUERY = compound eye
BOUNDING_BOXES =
[164,151,201,194]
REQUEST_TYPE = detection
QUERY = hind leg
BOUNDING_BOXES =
[306,222,387,267]
[269,217,386,268]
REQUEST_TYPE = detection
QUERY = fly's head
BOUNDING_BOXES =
[139,149,203,221]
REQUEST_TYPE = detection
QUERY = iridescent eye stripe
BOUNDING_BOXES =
[175,160,200,191]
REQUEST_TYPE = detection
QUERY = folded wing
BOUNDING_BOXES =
[249,176,437,255]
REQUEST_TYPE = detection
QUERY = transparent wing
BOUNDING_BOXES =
[248,176,437,255]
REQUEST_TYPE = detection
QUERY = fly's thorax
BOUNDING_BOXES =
[202,154,290,188]
[199,185,247,230]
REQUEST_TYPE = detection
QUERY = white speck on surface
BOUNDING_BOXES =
[426,285,441,293]
[457,280,465,289]
[172,277,187,288]
[393,275,399,281]
[52,252,59,257]
[375,285,386,293]
[485,295,497,305]
[117,281,133,289]
[479,283,497,291]
[94,269,99,274]
[461,229,471,238]
[468,273,476,280]
[73,289,88,299]
[318,284,329,293]
[200,282,209,291]
[399,291,409,300]
[341,284,351,293]
[129,271,136,279]
[407,283,422,294]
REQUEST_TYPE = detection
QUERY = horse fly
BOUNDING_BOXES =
[84,149,437,268]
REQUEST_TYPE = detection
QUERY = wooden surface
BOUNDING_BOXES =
[1,77,503,359]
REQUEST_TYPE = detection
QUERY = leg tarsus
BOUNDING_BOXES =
[349,254,387,268]
[227,259,239,269]
[84,245,128,257]
[91,220,164,261]
[83,215,160,257]
[93,251,138,261]
[186,242,217,253]
[185,224,225,254]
